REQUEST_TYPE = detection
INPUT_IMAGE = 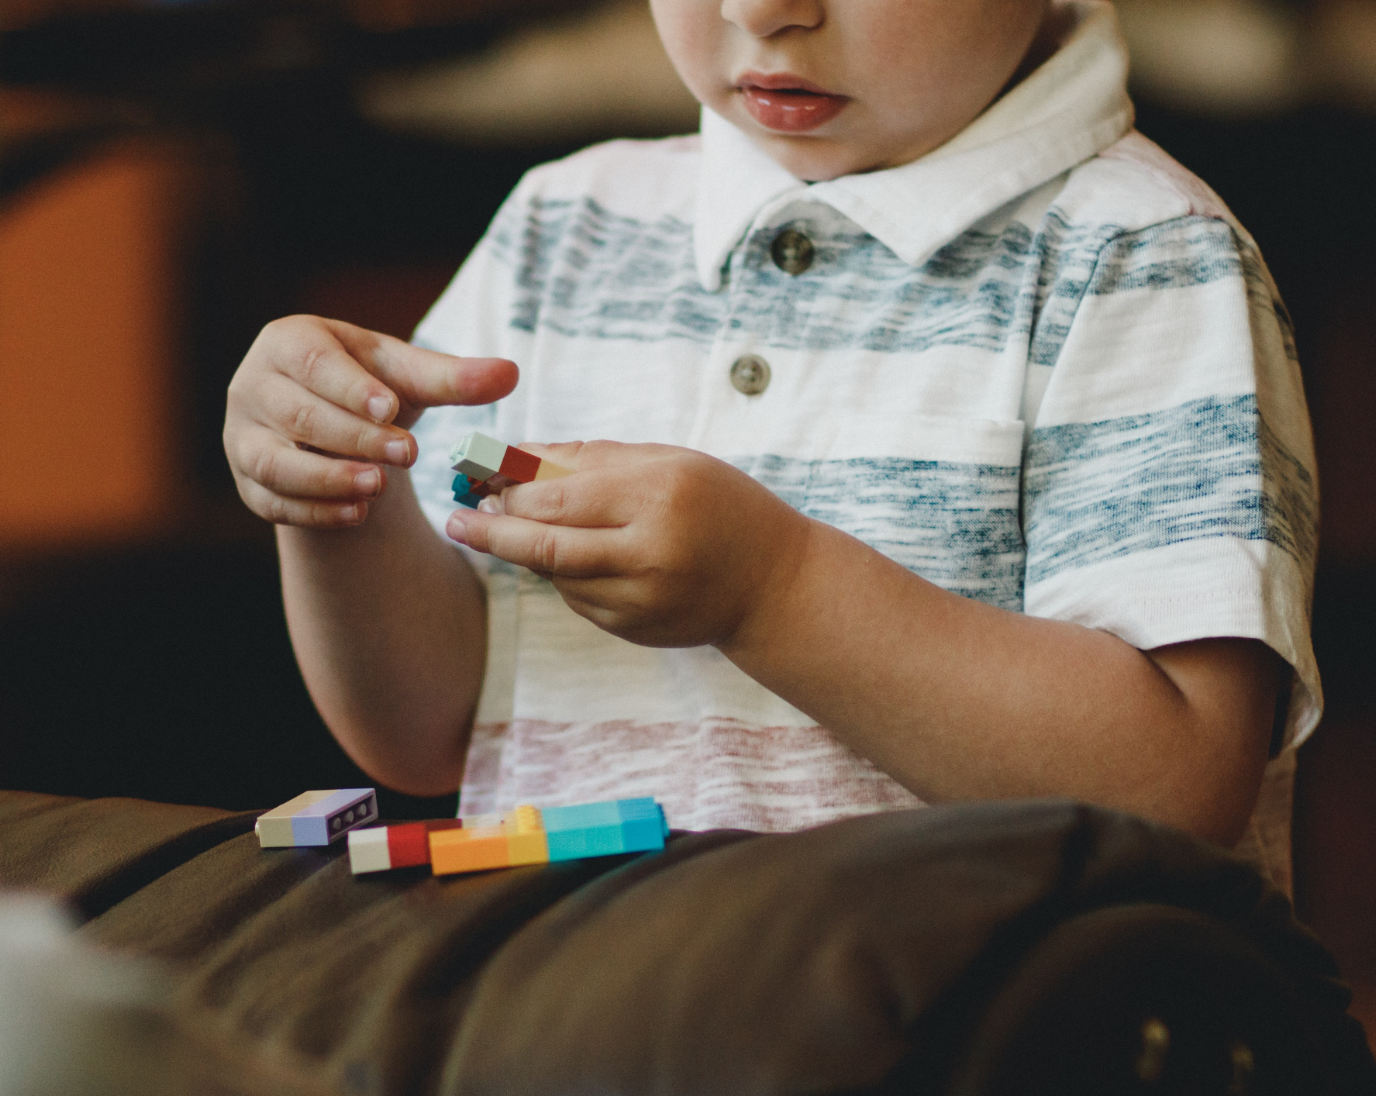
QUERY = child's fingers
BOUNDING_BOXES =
[327,322,519,411]
[446,509,621,579]
[498,475,636,529]
[267,326,402,425]
[249,317,405,428]
[233,428,385,501]
[237,476,370,527]
[257,374,415,466]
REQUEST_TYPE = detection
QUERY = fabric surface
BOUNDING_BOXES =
[404,0,1318,895]
[3,791,1372,1096]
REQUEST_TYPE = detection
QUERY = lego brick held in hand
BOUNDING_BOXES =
[256,789,377,848]
[449,432,573,507]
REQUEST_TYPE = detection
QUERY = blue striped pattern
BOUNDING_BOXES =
[486,198,1252,369]
[1025,394,1317,583]
[416,180,1313,610]
[733,454,1025,610]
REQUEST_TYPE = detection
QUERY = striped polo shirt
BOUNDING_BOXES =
[410,1,1319,890]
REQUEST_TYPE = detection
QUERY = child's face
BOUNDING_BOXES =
[651,0,1052,181]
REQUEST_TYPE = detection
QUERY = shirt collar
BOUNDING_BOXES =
[693,0,1134,291]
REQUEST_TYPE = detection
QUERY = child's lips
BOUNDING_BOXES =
[736,73,848,133]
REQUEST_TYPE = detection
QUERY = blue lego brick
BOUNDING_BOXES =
[616,798,668,852]
[284,789,376,846]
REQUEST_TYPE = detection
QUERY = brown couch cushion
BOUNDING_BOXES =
[2,790,1373,1095]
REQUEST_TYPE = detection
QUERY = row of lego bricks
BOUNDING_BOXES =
[252,788,669,876]
[352,798,670,876]
[449,431,571,507]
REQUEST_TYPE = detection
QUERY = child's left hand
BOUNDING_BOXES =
[444,442,812,649]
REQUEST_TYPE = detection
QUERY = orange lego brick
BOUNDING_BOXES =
[430,824,511,875]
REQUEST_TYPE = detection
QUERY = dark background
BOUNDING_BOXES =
[1,0,1373,1042]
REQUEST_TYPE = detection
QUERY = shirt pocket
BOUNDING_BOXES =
[805,413,1028,609]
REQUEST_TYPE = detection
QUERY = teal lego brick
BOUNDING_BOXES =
[452,474,483,508]
[543,801,621,829]
[616,798,668,852]
[543,800,624,861]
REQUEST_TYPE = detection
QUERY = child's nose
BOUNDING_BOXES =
[720,0,824,39]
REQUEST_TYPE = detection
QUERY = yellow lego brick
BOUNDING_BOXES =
[504,807,549,866]
[430,825,510,875]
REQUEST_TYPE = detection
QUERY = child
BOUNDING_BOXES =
[223,0,1319,891]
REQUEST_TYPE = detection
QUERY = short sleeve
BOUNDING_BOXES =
[1022,214,1321,747]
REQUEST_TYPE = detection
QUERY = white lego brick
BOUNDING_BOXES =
[348,827,392,875]
[449,432,507,482]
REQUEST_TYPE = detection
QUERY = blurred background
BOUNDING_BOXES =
[0,0,1373,1042]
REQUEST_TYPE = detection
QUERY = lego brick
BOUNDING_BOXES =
[616,797,670,852]
[256,788,376,848]
[504,805,550,866]
[388,818,464,868]
[498,445,541,484]
[430,824,511,875]
[347,826,391,874]
[534,458,574,481]
[449,432,507,483]
[386,822,432,868]
[543,800,627,862]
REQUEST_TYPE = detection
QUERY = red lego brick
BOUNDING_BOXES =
[499,446,542,484]
[385,819,462,868]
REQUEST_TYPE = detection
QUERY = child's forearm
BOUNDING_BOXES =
[717,519,1282,846]
[278,470,486,797]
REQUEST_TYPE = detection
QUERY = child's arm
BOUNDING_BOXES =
[223,316,518,794]
[448,441,1281,845]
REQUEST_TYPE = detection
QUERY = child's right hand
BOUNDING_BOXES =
[224,315,518,527]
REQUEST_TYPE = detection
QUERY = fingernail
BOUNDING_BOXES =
[384,439,409,464]
[355,469,380,496]
[446,515,468,545]
[341,504,360,523]
[477,495,503,515]
[367,395,393,422]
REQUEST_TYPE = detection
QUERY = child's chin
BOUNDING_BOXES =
[749,134,871,184]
